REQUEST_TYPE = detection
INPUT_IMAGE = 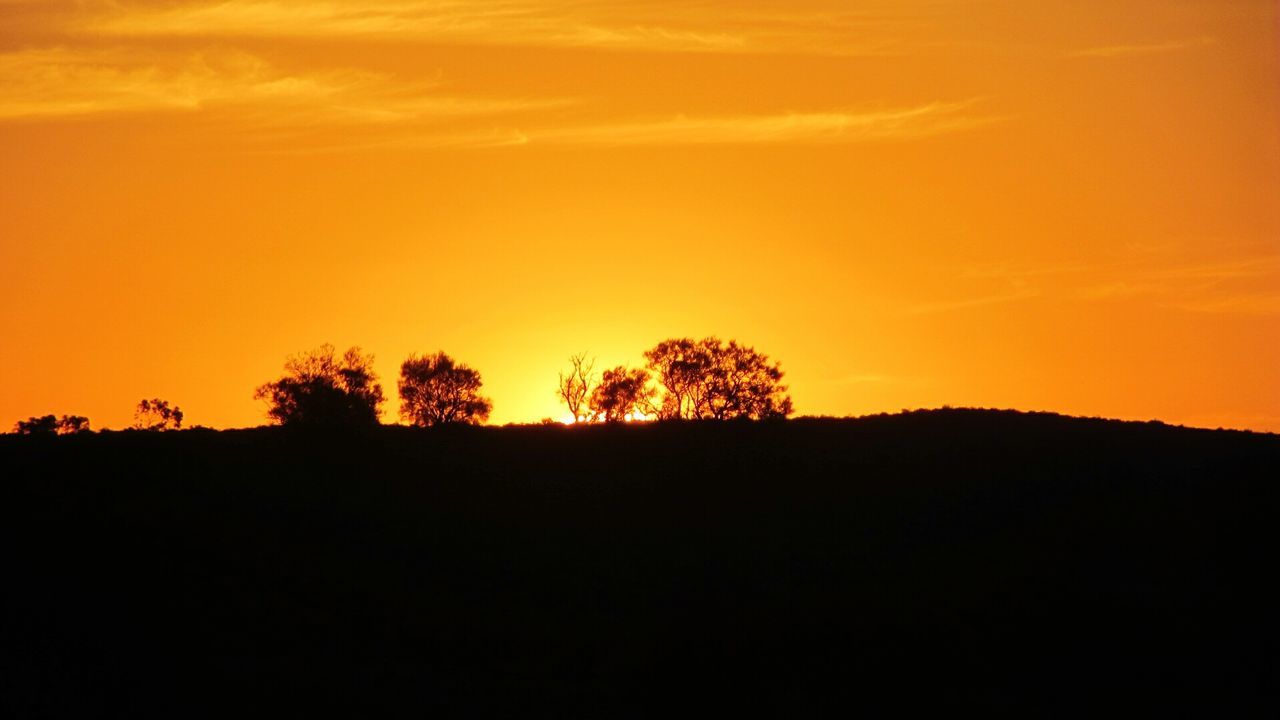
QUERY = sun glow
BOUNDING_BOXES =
[553,412,654,426]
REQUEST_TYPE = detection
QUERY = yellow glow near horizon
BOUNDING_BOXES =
[1,1,1277,432]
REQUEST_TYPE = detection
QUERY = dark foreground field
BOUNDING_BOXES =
[2,409,1277,716]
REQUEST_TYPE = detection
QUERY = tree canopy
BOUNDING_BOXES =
[589,366,654,423]
[134,398,184,431]
[14,414,90,435]
[254,345,384,427]
[57,415,91,434]
[556,337,794,423]
[557,352,596,423]
[9,335,796,433]
[643,337,792,420]
[399,352,493,427]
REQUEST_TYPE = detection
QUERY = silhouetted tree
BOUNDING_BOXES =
[57,415,91,434]
[13,414,90,435]
[644,337,793,420]
[643,338,710,420]
[557,352,596,423]
[15,415,58,435]
[255,344,384,427]
[399,352,492,427]
[701,339,794,420]
[589,366,655,423]
[133,398,184,431]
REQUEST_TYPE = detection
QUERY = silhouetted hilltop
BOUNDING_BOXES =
[2,410,1277,717]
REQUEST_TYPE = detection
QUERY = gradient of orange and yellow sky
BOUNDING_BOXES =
[1,0,1277,430]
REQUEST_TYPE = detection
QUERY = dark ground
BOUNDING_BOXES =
[2,409,1277,716]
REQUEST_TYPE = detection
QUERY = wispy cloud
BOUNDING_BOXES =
[78,0,902,56]
[267,100,1003,151]
[1070,255,1280,306]
[518,101,1001,146]
[1145,255,1280,283]
[1068,36,1217,58]
[1106,255,1280,316]
[0,44,994,155]
[902,289,1039,316]
[1164,293,1280,316]
[0,47,567,121]
[946,248,1280,317]
[830,373,894,385]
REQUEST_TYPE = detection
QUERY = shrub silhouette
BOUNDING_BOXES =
[15,415,59,435]
[133,399,184,431]
[255,345,384,427]
[556,352,596,423]
[399,352,492,427]
[588,366,654,423]
[644,337,793,420]
[643,338,707,419]
[14,414,91,435]
[57,415,91,434]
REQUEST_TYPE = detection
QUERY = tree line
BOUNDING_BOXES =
[251,344,495,428]
[12,399,184,436]
[10,337,792,433]
[558,338,793,423]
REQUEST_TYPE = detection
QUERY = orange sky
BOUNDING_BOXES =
[2,0,1278,431]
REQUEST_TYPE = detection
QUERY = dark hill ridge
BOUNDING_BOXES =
[2,409,1277,716]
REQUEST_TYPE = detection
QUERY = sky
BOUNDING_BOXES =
[1,0,1277,431]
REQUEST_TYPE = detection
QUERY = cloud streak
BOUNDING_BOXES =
[263,102,1000,153]
[0,44,994,155]
[1068,36,1217,58]
[946,249,1280,317]
[0,47,567,121]
[1107,255,1280,316]
[516,101,1001,147]
[829,373,895,385]
[78,0,901,56]
[902,289,1039,316]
